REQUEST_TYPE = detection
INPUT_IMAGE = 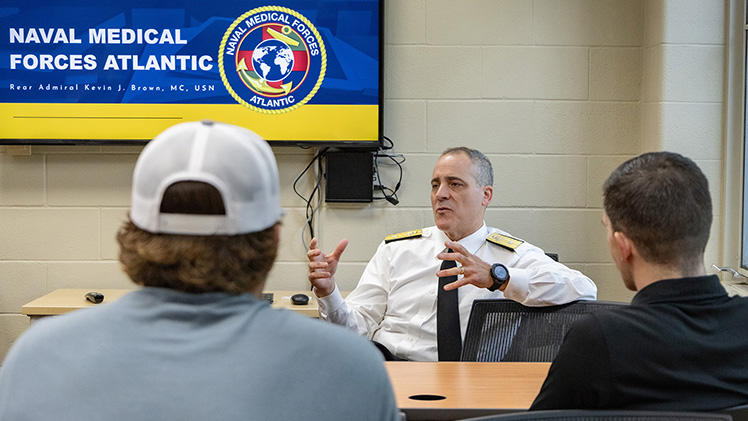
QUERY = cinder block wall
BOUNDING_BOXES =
[0,0,728,361]
[641,0,726,269]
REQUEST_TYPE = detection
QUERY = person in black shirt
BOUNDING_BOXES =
[531,151,748,411]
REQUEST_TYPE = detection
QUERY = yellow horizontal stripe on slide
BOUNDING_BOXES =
[0,103,378,141]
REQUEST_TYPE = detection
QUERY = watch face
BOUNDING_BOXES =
[493,264,508,280]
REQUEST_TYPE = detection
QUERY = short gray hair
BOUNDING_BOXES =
[441,147,494,187]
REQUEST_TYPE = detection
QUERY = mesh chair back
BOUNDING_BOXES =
[460,409,733,420]
[461,299,628,362]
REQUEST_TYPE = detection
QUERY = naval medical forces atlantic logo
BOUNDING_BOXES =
[219,6,326,114]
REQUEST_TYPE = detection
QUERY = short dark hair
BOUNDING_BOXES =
[603,152,712,270]
[118,181,278,294]
[441,147,494,187]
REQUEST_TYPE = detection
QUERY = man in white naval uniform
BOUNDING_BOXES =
[307,147,597,361]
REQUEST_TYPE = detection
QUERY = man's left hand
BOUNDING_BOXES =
[436,241,494,291]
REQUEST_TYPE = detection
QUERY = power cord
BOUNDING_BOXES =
[373,136,404,206]
[293,147,328,249]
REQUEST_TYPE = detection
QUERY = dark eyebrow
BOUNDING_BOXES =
[431,176,468,185]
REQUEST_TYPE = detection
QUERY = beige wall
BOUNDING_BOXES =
[642,0,726,272]
[0,0,730,361]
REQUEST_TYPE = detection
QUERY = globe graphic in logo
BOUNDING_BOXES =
[251,39,294,82]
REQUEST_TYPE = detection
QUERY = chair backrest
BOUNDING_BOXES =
[459,409,733,420]
[461,299,628,362]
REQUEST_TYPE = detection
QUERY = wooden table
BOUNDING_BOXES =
[385,361,551,420]
[22,289,321,320]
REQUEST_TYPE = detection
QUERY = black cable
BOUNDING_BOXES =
[381,135,394,150]
[373,150,404,205]
[293,147,328,242]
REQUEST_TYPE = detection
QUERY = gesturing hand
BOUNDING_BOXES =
[306,237,349,297]
[436,240,493,291]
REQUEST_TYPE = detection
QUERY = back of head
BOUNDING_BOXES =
[118,120,282,294]
[603,151,712,271]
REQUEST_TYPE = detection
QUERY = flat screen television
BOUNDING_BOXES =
[0,0,382,146]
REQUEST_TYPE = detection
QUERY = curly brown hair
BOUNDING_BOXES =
[117,180,279,294]
[117,221,278,294]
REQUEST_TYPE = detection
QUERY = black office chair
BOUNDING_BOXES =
[458,409,733,420]
[460,299,628,362]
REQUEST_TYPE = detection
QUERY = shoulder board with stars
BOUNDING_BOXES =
[384,229,422,244]
[486,233,524,252]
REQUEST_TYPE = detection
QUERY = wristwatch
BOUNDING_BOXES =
[488,263,510,291]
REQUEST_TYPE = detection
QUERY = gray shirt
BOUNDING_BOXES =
[0,287,400,421]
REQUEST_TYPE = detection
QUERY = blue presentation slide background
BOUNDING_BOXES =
[0,0,380,105]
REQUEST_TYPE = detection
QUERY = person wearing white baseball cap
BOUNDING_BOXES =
[0,120,400,421]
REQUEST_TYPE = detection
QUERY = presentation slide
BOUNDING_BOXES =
[0,0,381,144]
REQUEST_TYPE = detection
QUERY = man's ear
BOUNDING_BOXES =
[613,231,634,263]
[482,186,493,207]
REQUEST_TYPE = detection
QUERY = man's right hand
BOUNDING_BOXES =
[307,237,349,298]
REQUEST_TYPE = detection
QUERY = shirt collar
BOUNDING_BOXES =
[631,274,727,306]
[454,222,488,254]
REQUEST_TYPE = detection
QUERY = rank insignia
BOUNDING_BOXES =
[385,229,422,243]
[486,233,524,251]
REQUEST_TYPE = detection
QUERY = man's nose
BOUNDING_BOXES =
[434,184,449,199]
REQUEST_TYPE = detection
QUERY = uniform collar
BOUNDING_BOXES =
[451,222,488,254]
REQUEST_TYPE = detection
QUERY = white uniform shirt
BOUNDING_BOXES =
[316,223,597,361]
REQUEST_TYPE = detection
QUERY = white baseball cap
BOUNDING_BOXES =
[130,120,283,235]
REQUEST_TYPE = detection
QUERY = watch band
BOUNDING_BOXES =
[488,263,509,292]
